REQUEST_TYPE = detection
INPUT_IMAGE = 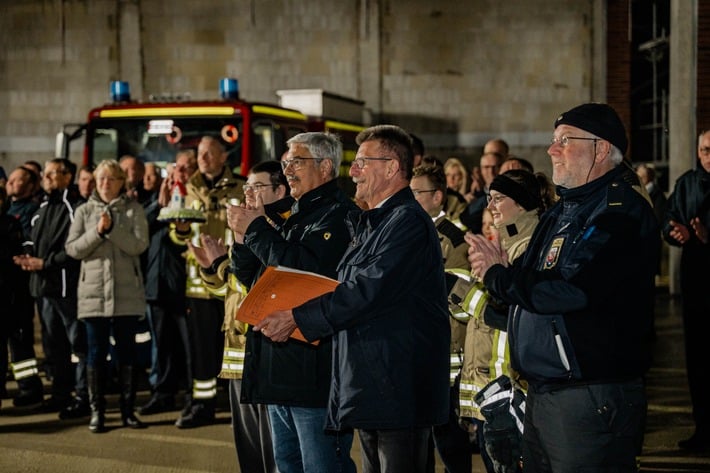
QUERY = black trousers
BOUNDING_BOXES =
[39,296,87,400]
[0,291,42,395]
[522,380,646,473]
[359,427,430,473]
[186,298,223,404]
[147,302,191,399]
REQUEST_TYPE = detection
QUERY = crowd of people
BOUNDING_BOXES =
[0,101,708,472]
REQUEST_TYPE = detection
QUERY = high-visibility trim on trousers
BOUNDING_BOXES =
[192,378,217,399]
[11,358,39,380]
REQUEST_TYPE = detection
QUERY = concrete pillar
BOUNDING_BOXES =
[591,0,607,101]
[668,0,697,295]
[357,0,381,119]
[118,0,143,100]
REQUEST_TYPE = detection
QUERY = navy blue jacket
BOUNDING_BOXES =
[484,166,659,390]
[295,187,451,431]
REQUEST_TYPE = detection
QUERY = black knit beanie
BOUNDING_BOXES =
[554,103,628,154]
[488,171,540,211]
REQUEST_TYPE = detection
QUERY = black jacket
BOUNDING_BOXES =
[143,198,187,310]
[0,213,24,304]
[662,166,710,302]
[28,188,82,299]
[233,179,359,407]
[485,166,660,390]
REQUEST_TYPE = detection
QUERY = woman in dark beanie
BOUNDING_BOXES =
[454,169,553,472]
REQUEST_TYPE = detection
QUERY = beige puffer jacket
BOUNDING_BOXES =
[65,192,149,318]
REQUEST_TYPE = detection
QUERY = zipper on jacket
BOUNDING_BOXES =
[551,319,572,377]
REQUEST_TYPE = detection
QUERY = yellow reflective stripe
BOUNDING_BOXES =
[206,283,228,297]
[450,354,462,367]
[135,331,152,344]
[451,309,470,322]
[252,105,306,120]
[463,282,488,320]
[324,120,365,133]
[228,274,247,294]
[100,106,237,118]
[11,358,39,380]
[193,378,218,399]
[446,268,472,282]
[224,349,245,358]
[491,330,508,379]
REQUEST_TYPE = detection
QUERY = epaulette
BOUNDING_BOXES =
[436,218,466,247]
[606,180,625,207]
[608,163,651,207]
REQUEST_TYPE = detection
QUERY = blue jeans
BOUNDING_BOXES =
[84,316,139,368]
[267,404,356,473]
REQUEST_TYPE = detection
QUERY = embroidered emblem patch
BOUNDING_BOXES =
[323,232,332,240]
[545,237,564,269]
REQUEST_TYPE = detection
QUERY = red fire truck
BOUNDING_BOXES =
[57,78,366,193]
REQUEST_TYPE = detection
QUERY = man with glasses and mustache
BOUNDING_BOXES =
[229,132,359,473]
[255,125,451,473]
[467,103,659,472]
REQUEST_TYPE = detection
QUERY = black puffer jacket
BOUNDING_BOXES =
[28,188,83,299]
[233,179,359,407]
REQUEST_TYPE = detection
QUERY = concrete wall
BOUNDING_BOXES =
[0,0,599,176]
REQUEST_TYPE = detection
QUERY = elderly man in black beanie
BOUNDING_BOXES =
[467,103,660,472]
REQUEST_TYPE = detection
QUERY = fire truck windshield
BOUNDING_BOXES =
[88,117,245,173]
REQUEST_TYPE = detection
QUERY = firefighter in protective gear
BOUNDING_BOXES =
[411,164,477,472]
[170,135,245,428]
[190,160,290,472]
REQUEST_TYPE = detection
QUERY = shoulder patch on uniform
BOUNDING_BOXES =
[436,218,466,247]
[544,237,564,269]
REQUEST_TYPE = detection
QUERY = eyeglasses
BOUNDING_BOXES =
[550,136,600,147]
[281,156,318,170]
[243,183,272,193]
[411,189,437,196]
[700,146,710,155]
[486,193,509,205]
[352,157,393,169]
[44,170,67,177]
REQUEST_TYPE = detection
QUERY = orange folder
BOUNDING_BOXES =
[237,266,339,345]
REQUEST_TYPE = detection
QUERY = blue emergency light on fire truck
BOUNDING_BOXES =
[56,78,366,193]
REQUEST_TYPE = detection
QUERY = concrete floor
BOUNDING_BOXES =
[0,290,709,472]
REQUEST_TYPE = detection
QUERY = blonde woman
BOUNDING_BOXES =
[65,159,149,433]
[444,157,469,197]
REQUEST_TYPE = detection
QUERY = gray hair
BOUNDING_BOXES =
[608,144,624,166]
[286,132,342,179]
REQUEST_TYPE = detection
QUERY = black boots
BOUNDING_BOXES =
[87,365,145,432]
[87,367,105,433]
[119,365,145,429]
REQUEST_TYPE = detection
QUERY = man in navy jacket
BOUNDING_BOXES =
[468,104,659,472]
[257,125,451,473]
